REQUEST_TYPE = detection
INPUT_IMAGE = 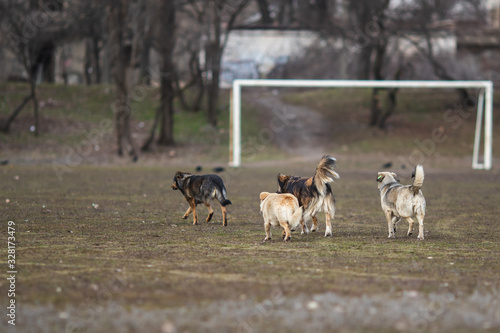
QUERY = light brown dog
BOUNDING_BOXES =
[260,192,303,242]
[377,165,426,240]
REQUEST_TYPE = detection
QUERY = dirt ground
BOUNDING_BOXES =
[1,87,499,332]
[0,161,499,333]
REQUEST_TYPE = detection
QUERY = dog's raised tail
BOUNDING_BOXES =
[289,206,304,230]
[314,155,340,194]
[411,165,425,194]
[216,186,232,206]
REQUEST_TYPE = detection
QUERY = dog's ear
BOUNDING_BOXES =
[277,174,290,184]
[377,173,385,182]
[260,192,270,201]
[176,171,191,179]
[391,172,400,182]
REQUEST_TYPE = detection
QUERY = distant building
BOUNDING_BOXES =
[219,28,320,87]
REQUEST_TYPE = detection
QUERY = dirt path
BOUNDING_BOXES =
[244,90,334,157]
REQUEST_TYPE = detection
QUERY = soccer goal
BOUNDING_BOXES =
[229,79,493,170]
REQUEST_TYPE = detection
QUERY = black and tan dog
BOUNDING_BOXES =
[377,165,426,240]
[277,155,340,236]
[172,171,231,226]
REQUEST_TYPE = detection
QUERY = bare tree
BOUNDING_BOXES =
[395,0,487,106]
[108,0,138,160]
[0,0,110,132]
[82,2,106,85]
[186,0,250,127]
[0,0,65,135]
[142,0,177,150]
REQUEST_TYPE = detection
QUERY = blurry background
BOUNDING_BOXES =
[1,0,499,165]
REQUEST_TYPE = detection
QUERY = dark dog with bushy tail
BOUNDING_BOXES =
[172,171,231,226]
[277,155,340,236]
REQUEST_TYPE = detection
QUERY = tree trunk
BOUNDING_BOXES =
[109,0,138,160]
[141,106,160,151]
[369,36,386,126]
[93,36,101,84]
[30,78,39,136]
[156,0,176,146]
[370,88,381,127]
[206,47,221,127]
[84,37,93,85]
[378,87,398,129]
[256,0,272,24]
[205,0,222,129]
[315,0,329,30]
[140,41,150,85]
[357,45,372,80]
[378,64,403,129]
[141,0,176,149]
[157,78,175,145]
[203,0,249,127]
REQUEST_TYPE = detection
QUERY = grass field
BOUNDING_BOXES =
[1,161,499,332]
[1,83,500,332]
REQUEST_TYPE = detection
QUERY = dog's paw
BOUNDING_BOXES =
[388,234,395,238]
[324,226,332,237]
[263,237,270,243]
[311,226,317,232]
[182,215,189,220]
[407,231,413,237]
[283,236,291,242]
[417,235,424,240]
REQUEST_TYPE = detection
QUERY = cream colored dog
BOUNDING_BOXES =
[377,165,426,240]
[260,192,303,242]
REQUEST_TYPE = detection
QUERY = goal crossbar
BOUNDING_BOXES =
[229,79,493,170]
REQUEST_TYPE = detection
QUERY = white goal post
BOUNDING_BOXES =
[229,79,493,170]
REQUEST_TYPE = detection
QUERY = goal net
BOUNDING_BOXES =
[229,79,493,170]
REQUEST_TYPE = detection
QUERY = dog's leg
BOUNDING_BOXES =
[416,214,424,240]
[205,202,214,223]
[263,221,271,242]
[182,206,193,219]
[220,204,228,226]
[385,211,395,238]
[392,216,400,234]
[189,199,198,225]
[311,216,318,232]
[280,221,291,242]
[300,217,310,235]
[406,217,415,237]
[324,213,333,237]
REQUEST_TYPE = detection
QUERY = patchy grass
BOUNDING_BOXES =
[1,83,499,331]
[0,83,284,164]
[281,88,500,158]
[0,162,499,332]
